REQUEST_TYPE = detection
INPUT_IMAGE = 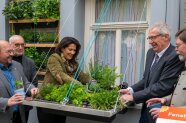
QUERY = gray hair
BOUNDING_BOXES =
[9,35,24,43]
[149,22,171,38]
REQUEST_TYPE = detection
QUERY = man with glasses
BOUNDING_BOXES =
[119,22,184,123]
[9,35,38,122]
[0,40,38,123]
[146,28,186,120]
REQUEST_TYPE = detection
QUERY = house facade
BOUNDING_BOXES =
[0,0,185,123]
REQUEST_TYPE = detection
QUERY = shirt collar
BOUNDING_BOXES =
[0,63,13,70]
[156,43,170,58]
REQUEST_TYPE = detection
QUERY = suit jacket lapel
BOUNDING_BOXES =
[0,70,12,96]
[159,44,174,60]
[152,44,174,70]
[148,44,174,81]
[11,66,20,81]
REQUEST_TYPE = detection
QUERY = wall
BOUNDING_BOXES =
[0,0,8,40]
[60,0,85,59]
[150,0,181,45]
[181,0,186,27]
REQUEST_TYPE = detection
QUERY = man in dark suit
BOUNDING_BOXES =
[119,22,184,123]
[146,28,186,120]
[9,35,38,122]
[0,40,39,123]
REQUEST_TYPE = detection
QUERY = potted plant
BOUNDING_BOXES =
[15,80,25,96]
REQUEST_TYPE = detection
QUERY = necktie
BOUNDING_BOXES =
[150,54,159,71]
[147,54,159,86]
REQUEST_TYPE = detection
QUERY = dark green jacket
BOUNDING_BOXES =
[44,53,91,85]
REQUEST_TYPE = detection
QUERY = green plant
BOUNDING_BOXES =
[15,80,23,89]
[19,29,56,43]
[89,63,123,90]
[32,0,60,22]
[38,83,91,106]
[38,31,56,42]
[25,47,48,69]
[19,29,37,43]
[2,0,33,20]
[2,0,60,22]
[89,89,124,110]
[38,83,125,110]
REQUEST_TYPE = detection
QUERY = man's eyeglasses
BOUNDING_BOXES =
[15,43,25,47]
[147,34,162,41]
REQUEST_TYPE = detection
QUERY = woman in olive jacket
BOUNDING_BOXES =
[44,37,90,85]
[38,37,91,123]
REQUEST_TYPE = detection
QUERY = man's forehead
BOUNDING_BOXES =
[176,38,183,43]
[12,39,24,43]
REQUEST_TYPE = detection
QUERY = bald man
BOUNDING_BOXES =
[0,40,38,123]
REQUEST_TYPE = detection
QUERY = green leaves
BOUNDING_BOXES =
[32,0,60,21]
[25,47,48,69]
[38,63,125,110]
[15,80,23,89]
[89,89,118,110]
[2,0,60,21]
[38,83,91,106]
[39,83,126,110]
[2,1,33,20]
[19,29,56,43]
[89,63,123,90]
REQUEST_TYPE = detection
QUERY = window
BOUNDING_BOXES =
[85,0,149,86]
[95,31,116,67]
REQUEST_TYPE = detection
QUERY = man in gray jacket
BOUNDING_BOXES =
[146,28,186,119]
[0,40,38,123]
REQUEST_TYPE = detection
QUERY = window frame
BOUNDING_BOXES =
[84,0,151,85]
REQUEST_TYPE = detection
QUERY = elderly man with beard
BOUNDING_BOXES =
[9,35,38,122]
[146,28,186,120]
[9,35,38,87]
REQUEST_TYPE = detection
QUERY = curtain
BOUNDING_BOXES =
[95,0,147,22]
[121,30,145,86]
[95,31,116,67]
